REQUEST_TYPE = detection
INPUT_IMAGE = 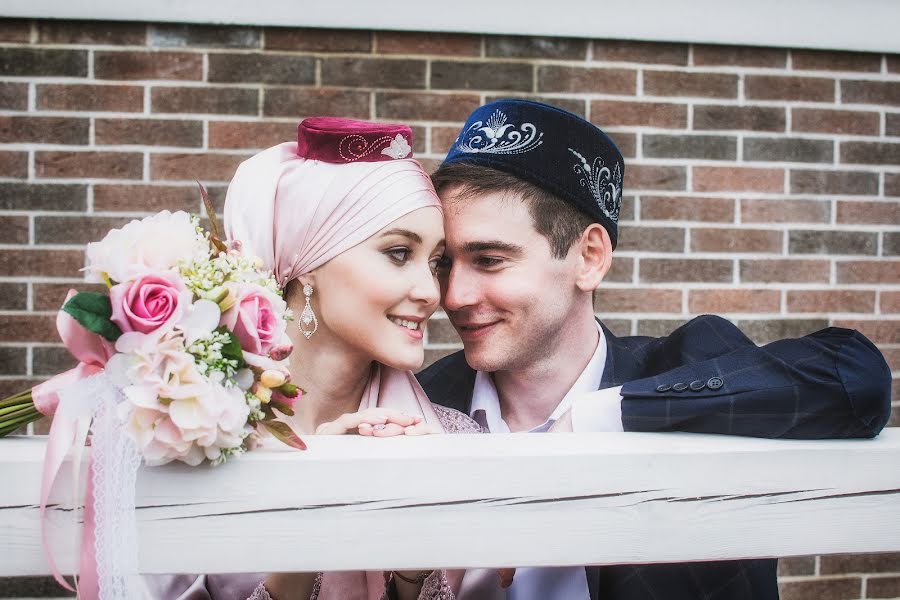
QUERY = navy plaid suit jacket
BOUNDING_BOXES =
[416,315,892,600]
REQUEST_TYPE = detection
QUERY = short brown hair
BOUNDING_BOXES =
[431,162,595,259]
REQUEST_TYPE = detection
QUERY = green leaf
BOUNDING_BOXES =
[215,327,246,368]
[62,292,122,341]
[263,420,307,451]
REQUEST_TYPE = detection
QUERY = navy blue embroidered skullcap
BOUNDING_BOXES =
[441,99,625,248]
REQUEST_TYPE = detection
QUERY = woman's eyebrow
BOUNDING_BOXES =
[380,228,422,243]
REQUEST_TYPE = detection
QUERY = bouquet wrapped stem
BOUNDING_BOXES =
[0,390,41,436]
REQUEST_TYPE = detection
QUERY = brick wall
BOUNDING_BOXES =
[0,18,897,599]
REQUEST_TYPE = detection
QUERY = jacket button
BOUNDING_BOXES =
[672,382,688,392]
[707,376,724,390]
[689,380,705,391]
[656,384,672,392]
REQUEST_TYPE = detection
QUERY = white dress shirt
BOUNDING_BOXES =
[464,322,621,599]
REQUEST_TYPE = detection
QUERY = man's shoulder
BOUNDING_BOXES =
[416,350,476,411]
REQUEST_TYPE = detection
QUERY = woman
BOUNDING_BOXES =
[146,118,478,600]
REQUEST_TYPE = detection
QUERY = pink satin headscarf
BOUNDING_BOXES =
[224,141,441,289]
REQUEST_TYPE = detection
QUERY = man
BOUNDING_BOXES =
[417,99,892,600]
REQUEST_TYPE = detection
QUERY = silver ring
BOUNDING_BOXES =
[374,424,387,431]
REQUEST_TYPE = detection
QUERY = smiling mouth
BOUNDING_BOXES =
[388,316,422,331]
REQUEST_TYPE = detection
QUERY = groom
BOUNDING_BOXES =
[417,99,892,600]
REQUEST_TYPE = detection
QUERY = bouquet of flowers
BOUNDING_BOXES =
[0,201,306,464]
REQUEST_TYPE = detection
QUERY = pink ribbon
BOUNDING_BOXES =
[33,291,115,599]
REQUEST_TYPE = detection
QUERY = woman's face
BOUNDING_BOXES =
[298,207,445,370]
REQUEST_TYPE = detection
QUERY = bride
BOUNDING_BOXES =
[146,118,479,600]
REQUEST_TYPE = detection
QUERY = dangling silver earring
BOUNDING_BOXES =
[298,283,318,340]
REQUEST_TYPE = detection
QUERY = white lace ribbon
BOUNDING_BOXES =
[59,372,142,600]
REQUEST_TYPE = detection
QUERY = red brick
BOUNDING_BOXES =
[690,228,782,253]
[592,40,687,65]
[778,577,860,600]
[594,288,683,313]
[890,55,900,73]
[0,314,60,343]
[792,108,880,136]
[486,36,586,60]
[819,552,900,574]
[868,576,900,599]
[0,249,84,277]
[432,61,532,92]
[693,167,784,193]
[590,100,687,129]
[35,151,142,180]
[787,290,876,313]
[841,142,900,165]
[882,291,900,313]
[836,260,900,284]
[264,88,370,119]
[882,347,900,370]
[644,134,736,160]
[36,83,144,113]
[792,50,882,72]
[95,51,202,80]
[644,71,737,98]
[888,174,900,197]
[208,53,315,85]
[148,24,259,49]
[605,257,634,283]
[777,556,816,576]
[745,75,835,102]
[741,199,830,223]
[152,86,258,115]
[0,116,89,145]
[790,170,879,196]
[616,226,684,252]
[831,320,899,344]
[0,151,28,178]
[0,215,29,244]
[841,80,900,106]
[32,282,109,311]
[789,230,876,255]
[740,259,830,283]
[0,82,28,110]
[744,137,834,163]
[96,118,203,147]
[639,258,733,283]
[0,48,87,77]
[0,183,86,211]
[637,319,689,337]
[324,57,427,89]
[264,28,371,52]
[150,153,248,182]
[376,92,481,122]
[836,200,899,225]
[37,21,146,45]
[36,215,134,245]
[625,165,686,191]
[605,131,636,158]
[0,19,32,43]
[93,184,202,213]
[538,66,635,94]
[641,196,734,222]
[378,31,481,56]
[887,113,900,137]
[208,121,296,149]
[689,289,780,313]
[425,318,461,345]
[693,45,786,68]
[693,105,785,132]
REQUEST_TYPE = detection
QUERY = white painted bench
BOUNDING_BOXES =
[2,430,899,576]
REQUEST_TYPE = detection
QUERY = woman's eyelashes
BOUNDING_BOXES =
[385,246,412,264]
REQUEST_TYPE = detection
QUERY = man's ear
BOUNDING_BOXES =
[574,224,612,292]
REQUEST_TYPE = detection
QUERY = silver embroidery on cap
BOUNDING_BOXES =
[568,148,622,222]
[456,109,543,155]
[339,134,410,161]
[381,134,412,159]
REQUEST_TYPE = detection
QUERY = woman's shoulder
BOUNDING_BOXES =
[433,404,483,434]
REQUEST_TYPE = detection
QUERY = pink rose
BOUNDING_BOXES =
[110,273,190,335]
[220,285,287,356]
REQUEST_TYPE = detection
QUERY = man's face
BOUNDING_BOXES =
[439,188,581,373]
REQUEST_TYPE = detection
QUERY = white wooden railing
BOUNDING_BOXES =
[2,430,899,576]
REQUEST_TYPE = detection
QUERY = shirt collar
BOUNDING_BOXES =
[470,321,607,433]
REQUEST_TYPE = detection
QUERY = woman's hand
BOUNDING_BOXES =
[315,407,432,436]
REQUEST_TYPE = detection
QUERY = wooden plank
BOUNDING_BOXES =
[1,430,899,576]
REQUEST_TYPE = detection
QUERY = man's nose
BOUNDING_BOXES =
[441,265,479,311]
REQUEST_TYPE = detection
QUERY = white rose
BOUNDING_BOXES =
[85,210,209,284]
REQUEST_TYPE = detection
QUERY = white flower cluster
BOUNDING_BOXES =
[186,329,240,381]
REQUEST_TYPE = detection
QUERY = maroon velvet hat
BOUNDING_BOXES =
[296,117,414,163]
